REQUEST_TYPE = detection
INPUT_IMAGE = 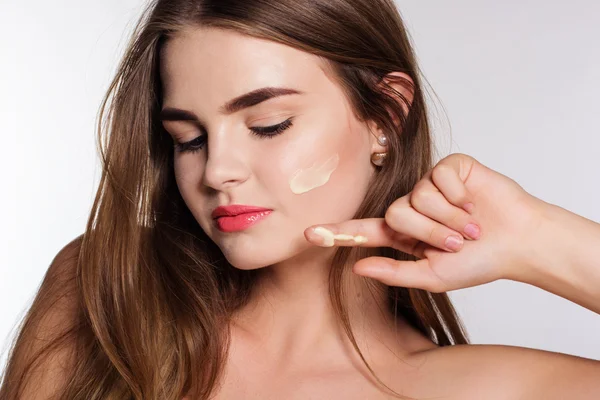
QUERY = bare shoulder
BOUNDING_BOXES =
[1,234,84,399]
[412,343,600,399]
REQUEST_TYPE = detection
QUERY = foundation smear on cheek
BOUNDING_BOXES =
[289,153,340,194]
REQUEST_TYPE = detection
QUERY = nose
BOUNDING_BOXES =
[202,131,251,191]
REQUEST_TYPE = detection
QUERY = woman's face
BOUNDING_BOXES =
[159,26,381,270]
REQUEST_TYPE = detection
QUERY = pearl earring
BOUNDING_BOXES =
[377,135,388,146]
[371,152,387,167]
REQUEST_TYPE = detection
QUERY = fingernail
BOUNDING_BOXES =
[445,235,464,252]
[464,223,480,240]
[312,227,335,247]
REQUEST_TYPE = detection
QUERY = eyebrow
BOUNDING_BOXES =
[159,86,304,123]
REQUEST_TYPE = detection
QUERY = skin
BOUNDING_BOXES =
[162,27,600,399]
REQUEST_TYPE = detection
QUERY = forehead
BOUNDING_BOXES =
[159,27,331,107]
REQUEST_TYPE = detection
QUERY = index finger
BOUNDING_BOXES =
[304,218,418,253]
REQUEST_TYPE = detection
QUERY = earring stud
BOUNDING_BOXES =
[371,152,387,167]
[377,135,388,146]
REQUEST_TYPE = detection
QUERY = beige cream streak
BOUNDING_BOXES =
[312,227,368,247]
[289,153,340,194]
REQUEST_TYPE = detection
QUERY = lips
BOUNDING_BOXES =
[211,205,273,233]
[211,205,272,219]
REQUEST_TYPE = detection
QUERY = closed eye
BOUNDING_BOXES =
[249,117,293,137]
[174,117,294,154]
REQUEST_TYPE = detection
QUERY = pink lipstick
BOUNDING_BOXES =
[212,205,272,233]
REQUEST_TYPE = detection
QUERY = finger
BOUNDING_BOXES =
[305,212,463,255]
[410,187,481,241]
[431,154,477,213]
[353,256,447,292]
[385,199,468,253]
[304,218,423,256]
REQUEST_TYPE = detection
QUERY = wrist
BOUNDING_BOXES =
[510,200,569,286]
[512,199,600,314]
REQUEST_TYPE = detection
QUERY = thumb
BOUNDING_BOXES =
[353,256,447,293]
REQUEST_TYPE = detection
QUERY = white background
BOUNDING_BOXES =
[1,0,599,371]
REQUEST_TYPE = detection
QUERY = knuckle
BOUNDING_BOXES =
[410,187,434,206]
[454,152,476,164]
[390,262,404,281]
[427,225,437,242]
[384,204,401,223]
[390,195,409,209]
[412,179,428,193]
[432,163,452,179]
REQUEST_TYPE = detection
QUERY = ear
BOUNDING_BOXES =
[368,71,415,153]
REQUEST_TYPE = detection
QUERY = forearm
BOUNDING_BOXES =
[517,201,600,315]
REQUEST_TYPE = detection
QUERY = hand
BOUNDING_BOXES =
[304,153,548,292]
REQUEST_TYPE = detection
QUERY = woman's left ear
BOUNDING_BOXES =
[379,71,415,127]
[369,71,415,152]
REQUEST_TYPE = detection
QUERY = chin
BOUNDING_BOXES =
[218,232,313,271]
[222,251,286,271]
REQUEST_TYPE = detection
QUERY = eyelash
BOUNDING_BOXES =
[174,117,294,154]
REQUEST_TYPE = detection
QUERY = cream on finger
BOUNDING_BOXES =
[312,226,368,247]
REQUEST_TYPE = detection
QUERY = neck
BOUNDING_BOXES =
[230,246,405,371]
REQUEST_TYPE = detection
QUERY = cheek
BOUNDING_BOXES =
[287,119,370,194]
[173,156,210,219]
[174,157,200,197]
[276,124,371,222]
[174,154,203,181]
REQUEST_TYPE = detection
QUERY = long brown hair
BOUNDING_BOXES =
[0,0,468,398]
